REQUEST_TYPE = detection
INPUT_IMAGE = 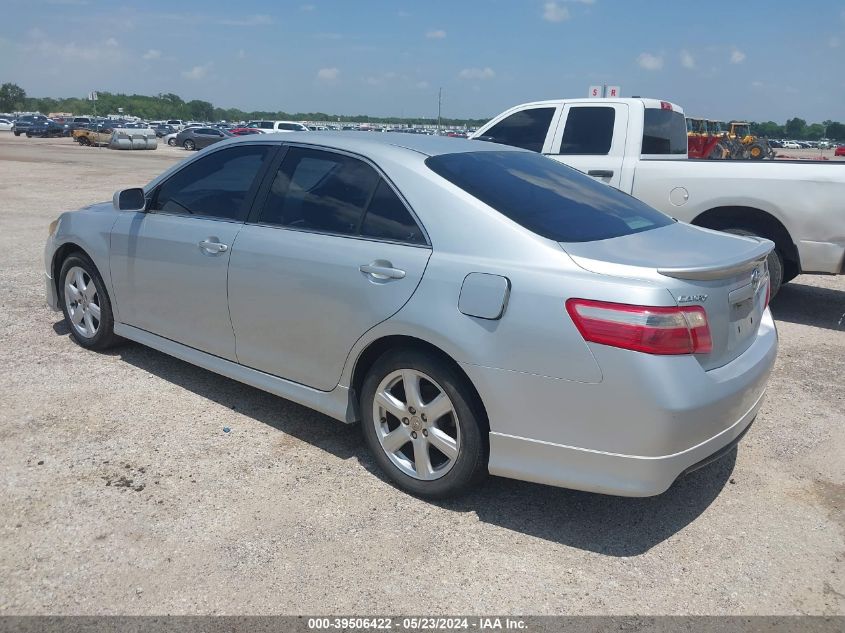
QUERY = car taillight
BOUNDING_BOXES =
[566,299,712,355]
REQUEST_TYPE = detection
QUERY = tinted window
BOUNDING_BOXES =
[558,107,615,155]
[426,151,673,243]
[258,147,379,235]
[278,123,305,131]
[642,109,688,155]
[152,145,270,220]
[361,180,424,244]
[479,108,555,152]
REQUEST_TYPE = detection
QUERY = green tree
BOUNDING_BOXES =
[186,100,214,121]
[784,117,807,138]
[0,83,27,112]
[826,122,845,142]
[804,123,825,140]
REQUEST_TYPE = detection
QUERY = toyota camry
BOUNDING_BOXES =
[44,133,777,498]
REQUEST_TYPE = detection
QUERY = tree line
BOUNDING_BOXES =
[1,82,843,138]
[0,83,487,128]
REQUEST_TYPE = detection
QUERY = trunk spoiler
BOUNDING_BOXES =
[657,238,774,281]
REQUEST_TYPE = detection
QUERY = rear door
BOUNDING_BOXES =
[546,103,629,188]
[228,145,431,390]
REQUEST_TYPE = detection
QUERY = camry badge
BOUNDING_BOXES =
[678,294,708,303]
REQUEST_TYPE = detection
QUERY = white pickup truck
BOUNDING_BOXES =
[471,98,845,294]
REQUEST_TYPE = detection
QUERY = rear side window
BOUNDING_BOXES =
[558,107,615,155]
[361,180,424,244]
[478,108,555,152]
[642,109,688,155]
[258,147,379,235]
[426,151,673,243]
[151,145,270,220]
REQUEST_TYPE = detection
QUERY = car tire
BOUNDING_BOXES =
[13,131,20,136]
[183,139,195,150]
[167,138,176,146]
[723,228,784,297]
[58,253,121,351]
[360,348,487,498]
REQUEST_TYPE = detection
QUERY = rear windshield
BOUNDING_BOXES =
[642,109,688,155]
[426,151,673,243]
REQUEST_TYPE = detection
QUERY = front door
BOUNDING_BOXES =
[228,145,431,390]
[109,143,274,360]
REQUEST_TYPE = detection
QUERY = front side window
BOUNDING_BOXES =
[426,151,672,243]
[478,107,555,152]
[642,109,688,155]
[151,145,270,221]
[558,107,615,155]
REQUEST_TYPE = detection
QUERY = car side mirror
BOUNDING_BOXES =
[113,188,146,212]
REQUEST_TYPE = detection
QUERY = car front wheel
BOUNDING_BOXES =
[360,349,487,498]
[183,139,195,150]
[167,138,176,146]
[58,253,120,350]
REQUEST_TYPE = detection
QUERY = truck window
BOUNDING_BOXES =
[642,109,687,155]
[478,108,555,152]
[426,151,672,243]
[558,107,615,155]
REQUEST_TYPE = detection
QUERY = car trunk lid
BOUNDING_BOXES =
[561,222,772,370]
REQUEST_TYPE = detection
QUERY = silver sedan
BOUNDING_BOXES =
[44,133,778,498]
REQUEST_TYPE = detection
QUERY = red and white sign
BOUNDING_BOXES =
[606,86,621,98]
[588,85,602,98]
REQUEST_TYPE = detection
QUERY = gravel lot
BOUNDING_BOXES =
[0,134,843,615]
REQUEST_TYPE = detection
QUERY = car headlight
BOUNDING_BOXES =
[48,218,60,237]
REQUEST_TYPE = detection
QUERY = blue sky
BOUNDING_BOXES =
[1,0,844,122]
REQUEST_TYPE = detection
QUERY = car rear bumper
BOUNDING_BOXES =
[463,308,777,496]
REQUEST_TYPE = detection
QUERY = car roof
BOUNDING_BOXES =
[225,130,527,158]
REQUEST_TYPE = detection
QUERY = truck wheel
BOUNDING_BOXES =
[748,142,767,160]
[723,228,784,297]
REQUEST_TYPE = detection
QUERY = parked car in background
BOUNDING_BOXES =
[782,141,801,149]
[152,124,177,138]
[166,119,185,130]
[163,132,178,146]
[72,122,116,146]
[835,145,845,157]
[0,118,13,131]
[26,119,67,138]
[228,127,263,136]
[175,126,233,150]
[44,133,777,498]
[12,115,48,136]
[767,139,783,148]
[245,120,310,132]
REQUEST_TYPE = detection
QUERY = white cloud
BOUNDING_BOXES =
[751,80,764,88]
[425,29,446,39]
[415,80,430,89]
[23,31,123,63]
[543,2,571,22]
[105,37,118,47]
[458,67,495,80]
[182,63,212,80]
[637,52,663,71]
[237,49,246,59]
[680,49,695,69]
[217,14,273,26]
[316,67,340,81]
[829,36,841,48]
[365,71,398,86]
[142,49,161,60]
[730,48,746,64]
[300,3,316,10]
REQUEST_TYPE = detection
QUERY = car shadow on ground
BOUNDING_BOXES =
[770,281,845,331]
[54,319,733,557]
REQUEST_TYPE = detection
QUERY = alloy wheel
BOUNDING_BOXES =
[372,369,461,481]
[64,266,101,339]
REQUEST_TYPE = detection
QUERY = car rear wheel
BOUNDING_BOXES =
[723,228,784,297]
[183,139,195,150]
[167,138,176,146]
[58,253,121,350]
[360,349,487,498]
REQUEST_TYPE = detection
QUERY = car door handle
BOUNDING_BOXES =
[360,262,406,280]
[198,239,229,254]
[587,169,614,178]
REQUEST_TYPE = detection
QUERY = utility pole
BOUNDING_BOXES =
[437,87,442,135]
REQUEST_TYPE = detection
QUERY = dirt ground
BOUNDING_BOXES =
[0,133,843,615]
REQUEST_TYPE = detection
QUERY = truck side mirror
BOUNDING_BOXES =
[113,188,146,212]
